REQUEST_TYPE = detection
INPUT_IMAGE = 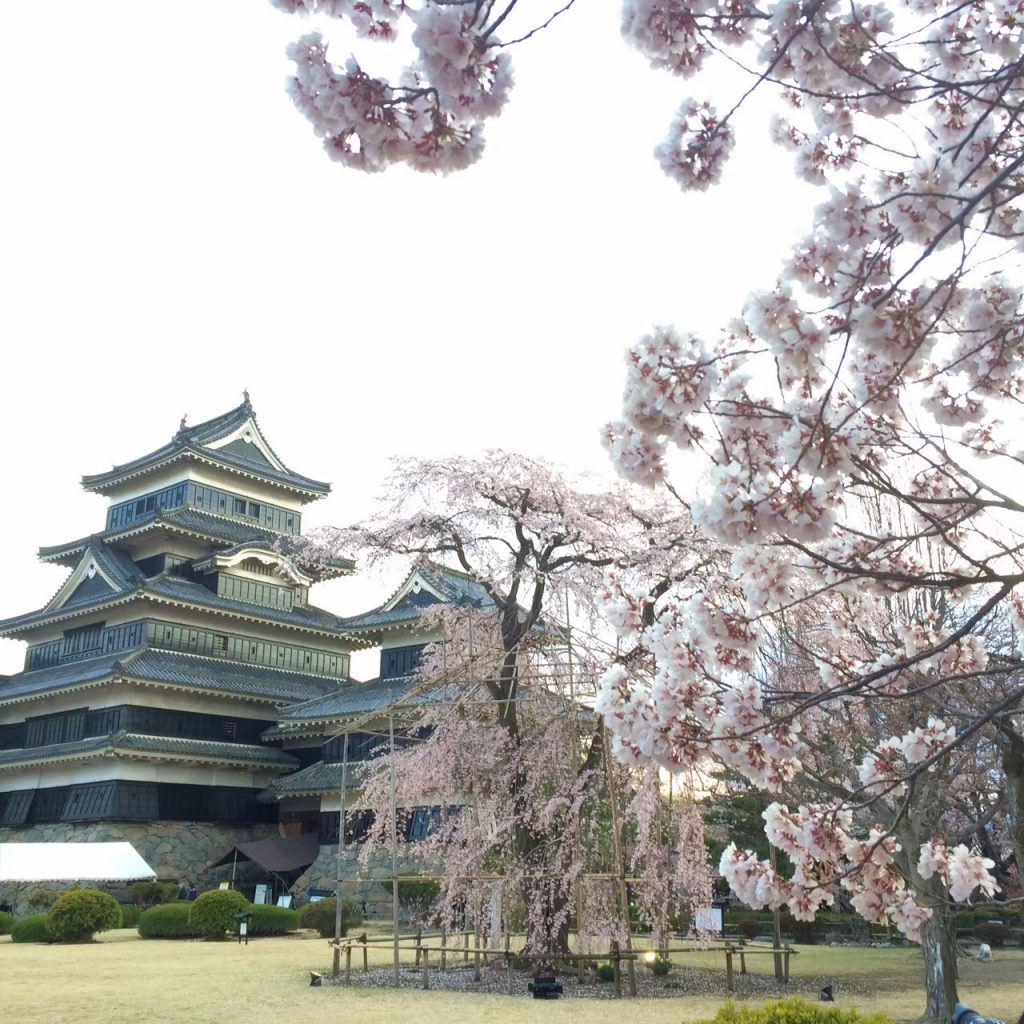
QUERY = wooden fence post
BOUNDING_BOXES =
[360,933,368,973]
[421,946,430,990]
[506,954,514,996]
[725,944,735,994]
[739,944,747,975]
[783,945,791,983]
[441,924,447,971]
[611,940,622,999]
[332,941,340,977]
[474,931,481,982]
[345,944,352,985]
[414,927,423,966]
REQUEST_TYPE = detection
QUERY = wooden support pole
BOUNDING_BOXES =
[463,929,469,962]
[415,927,423,966]
[603,732,637,997]
[726,945,735,994]
[421,947,429,990]
[506,954,514,996]
[389,715,400,987]
[783,945,791,984]
[361,933,368,973]
[474,930,481,982]
[611,940,622,999]
[332,941,340,977]
[441,923,447,971]
[345,944,352,985]
[740,945,747,975]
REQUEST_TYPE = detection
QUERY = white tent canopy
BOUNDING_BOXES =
[0,842,156,882]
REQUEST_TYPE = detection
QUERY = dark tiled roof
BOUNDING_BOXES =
[342,562,495,634]
[0,731,298,771]
[274,676,441,725]
[0,572,360,640]
[269,759,369,797]
[39,509,282,564]
[81,399,330,498]
[144,576,351,634]
[0,648,343,706]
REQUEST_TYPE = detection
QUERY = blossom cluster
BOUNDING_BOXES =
[278,2,512,172]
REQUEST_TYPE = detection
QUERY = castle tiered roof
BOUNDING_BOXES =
[81,396,331,500]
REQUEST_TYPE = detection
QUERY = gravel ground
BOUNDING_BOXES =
[317,960,839,999]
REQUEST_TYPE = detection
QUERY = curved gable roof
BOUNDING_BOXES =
[80,398,330,500]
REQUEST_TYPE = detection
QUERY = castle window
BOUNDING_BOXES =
[233,498,246,515]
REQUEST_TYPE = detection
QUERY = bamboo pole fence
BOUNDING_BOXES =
[326,932,797,996]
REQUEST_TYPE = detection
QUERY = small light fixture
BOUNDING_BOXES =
[643,951,657,965]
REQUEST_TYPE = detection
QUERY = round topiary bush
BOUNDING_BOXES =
[246,904,299,936]
[11,913,56,944]
[188,889,250,940]
[0,911,15,935]
[738,919,764,941]
[298,897,362,938]
[138,903,202,939]
[47,888,122,943]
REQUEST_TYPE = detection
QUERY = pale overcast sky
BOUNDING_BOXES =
[0,1,813,676]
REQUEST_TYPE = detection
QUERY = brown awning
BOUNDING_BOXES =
[211,834,320,874]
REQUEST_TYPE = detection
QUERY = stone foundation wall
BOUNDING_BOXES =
[292,846,431,921]
[0,820,277,915]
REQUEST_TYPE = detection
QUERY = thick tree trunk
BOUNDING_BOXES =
[919,909,959,1024]
[1001,729,1024,876]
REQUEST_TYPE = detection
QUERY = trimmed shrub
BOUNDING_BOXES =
[128,881,179,909]
[118,904,141,927]
[738,919,764,941]
[974,921,1008,948]
[382,875,440,920]
[0,911,15,935]
[298,897,362,938]
[47,888,122,943]
[595,962,615,983]
[696,998,893,1024]
[138,903,201,939]
[25,889,58,911]
[188,889,250,940]
[11,914,56,944]
[246,904,299,936]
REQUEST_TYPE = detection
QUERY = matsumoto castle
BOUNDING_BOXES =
[0,398,479,900]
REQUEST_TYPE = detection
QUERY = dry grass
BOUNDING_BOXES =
[2,929,1022,1024]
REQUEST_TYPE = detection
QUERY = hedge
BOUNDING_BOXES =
[697,998,893,1024]
[47,888,122,942]
[138,903,202,939]
[188,889,250,940]
[11,914,56,944]
[0,911,14,935]
[298,898,362,938]
[246,904,299,936]
[128,881,180,909]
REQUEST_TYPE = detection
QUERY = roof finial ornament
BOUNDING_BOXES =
[243,388,250,405]
[174,413,188,438]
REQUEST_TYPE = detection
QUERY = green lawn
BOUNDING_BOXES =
[2,929,1022,1024]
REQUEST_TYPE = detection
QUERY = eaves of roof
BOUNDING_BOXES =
[270,675,442,731]
[0,575,370,646]
[82,444,330,500]
[38,509,282,565]
[0,648,343,708]
[0,730,299,772]
[269,759,368,798]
